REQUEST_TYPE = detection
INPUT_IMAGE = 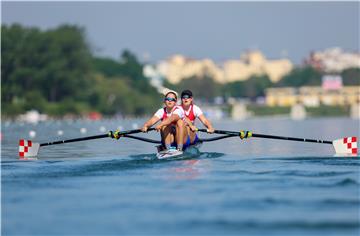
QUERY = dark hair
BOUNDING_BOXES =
[165,91,177,100]
[181,89,193,98]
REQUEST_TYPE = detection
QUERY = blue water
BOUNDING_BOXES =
[2,118,360,235]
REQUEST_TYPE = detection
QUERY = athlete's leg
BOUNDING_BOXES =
[187,126,197,143]
[161,125,174,149]
[183,135,192,150]
[192,133,199,144]
[175,119,188,150]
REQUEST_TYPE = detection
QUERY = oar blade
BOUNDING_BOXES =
[19,139,40,158]
[332,137,358,156]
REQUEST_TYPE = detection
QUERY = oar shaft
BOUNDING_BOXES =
[123,134,161,144]
[199,134,238,142]
[197,129,332,145]
[40,134,108,146]
[40,128,156,147]
[251,133,332,144]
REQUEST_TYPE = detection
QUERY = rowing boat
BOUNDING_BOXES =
[18,128,358,159]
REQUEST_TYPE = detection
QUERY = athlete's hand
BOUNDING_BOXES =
[207,127,215,133]
[141,125,148,133]
[190,125,197,132]
[155,124,162,132]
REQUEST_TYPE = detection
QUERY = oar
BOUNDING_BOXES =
[197,129,358,155]
[18,128,155,158]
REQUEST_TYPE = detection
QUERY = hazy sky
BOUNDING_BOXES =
[2,1,359,64]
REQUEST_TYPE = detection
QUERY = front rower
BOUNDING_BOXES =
[141,91,188,156]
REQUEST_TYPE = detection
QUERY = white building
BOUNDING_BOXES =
[306,47,360,72]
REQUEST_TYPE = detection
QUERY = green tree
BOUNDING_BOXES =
[40,25,93,102]
[2,24,43,104]
[223,75,272,99]
[276,66,322,87]
[341,68,360,85]
[2,24,95,116]
[119,50,159,95]
[92,57,124,77]
[2,23,259,117]
[91,74,161,116]
[164,76,221,101]
[93,50,159,95]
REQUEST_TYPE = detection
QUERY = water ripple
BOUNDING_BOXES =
[184,219,360,231]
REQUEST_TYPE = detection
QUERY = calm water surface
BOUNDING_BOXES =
[2,118,360,235]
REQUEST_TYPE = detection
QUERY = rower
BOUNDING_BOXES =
[180,89,215,149]
[141,91,188,152]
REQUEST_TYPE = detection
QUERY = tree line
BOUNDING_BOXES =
[2,24,160,117]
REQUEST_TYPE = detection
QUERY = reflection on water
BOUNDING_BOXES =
[172,159,202,180]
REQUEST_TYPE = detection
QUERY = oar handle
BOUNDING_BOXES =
[197,129,332,145]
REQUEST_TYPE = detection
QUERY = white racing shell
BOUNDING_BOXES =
[156,149,184,159]
[156,143,202,159]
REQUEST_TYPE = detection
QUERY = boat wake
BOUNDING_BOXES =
[129,151,224,161]
[3,151,225,180]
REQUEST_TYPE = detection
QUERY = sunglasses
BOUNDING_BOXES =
[181,95,192,99]
[164,97,177,102]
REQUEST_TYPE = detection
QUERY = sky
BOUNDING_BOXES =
[2,1,359,64]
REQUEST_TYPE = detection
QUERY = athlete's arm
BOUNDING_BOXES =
[182,117,197,131]
[155,114,181,131]
[198,114,215,133]
[141,116,160,132]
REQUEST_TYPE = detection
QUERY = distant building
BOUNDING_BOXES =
[265,87,297,106]
[305,47,360,73]
[152,50,293,84]
[266,86,360,107]
[298,86,322,107]
[225,50,292,83]
[156,55,225,84]
[322,75,343,91]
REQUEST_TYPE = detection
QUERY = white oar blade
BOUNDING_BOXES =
[19,139,40,158]
[332,137,358,155]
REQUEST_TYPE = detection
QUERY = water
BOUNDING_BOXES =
[2,118,360,235]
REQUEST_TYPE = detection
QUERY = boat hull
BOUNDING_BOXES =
[156,143,202,159]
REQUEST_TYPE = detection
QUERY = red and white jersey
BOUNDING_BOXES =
[154,106,185,121]
[181,104,203,123]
